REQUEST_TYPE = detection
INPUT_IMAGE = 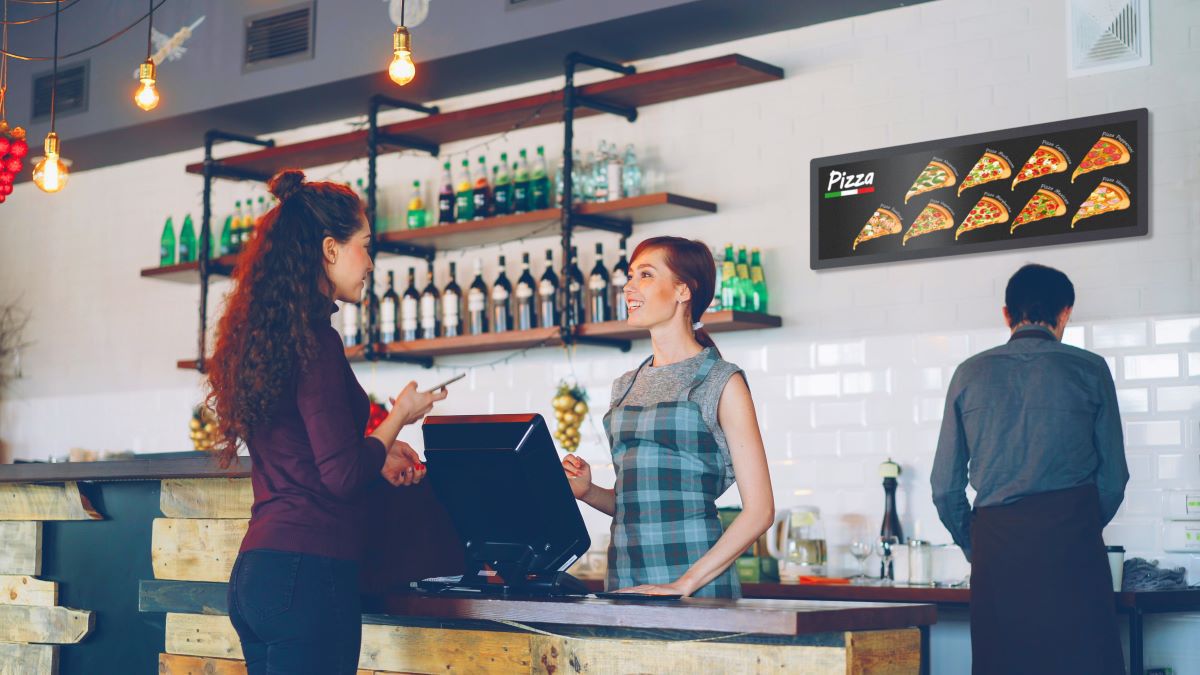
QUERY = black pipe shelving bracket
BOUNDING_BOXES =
[558,53,638,353]
[194,130,276,372]
[374,240,436,261]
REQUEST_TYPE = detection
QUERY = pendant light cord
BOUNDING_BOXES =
[1,0,8,120]
[145,0,152,59]
[49,0,57,133]
[401,0,406,26]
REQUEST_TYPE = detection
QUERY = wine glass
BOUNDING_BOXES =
[876,535,900,585]
[849,540,872,581]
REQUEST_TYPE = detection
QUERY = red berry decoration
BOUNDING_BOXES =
[4,157,20,173]
[0,184,11,196]
[0,194,6,204]
[0,138,9,155]
[0,171,11,185]
[365,398,389,436]
[8,139,28,159]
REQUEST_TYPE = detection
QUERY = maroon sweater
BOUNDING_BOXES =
[239,320,387,561]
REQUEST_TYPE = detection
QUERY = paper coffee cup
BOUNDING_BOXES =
[1106,545,1125,592]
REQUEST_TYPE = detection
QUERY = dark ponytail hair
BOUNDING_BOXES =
[206,169,365,467]
[630,236,720,356]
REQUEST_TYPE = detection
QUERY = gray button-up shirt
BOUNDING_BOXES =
[931,324,1129,560]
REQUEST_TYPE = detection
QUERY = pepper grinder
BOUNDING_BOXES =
[879,458,904,580]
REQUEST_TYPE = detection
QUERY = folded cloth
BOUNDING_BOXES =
[798,576,851,585]
[1122,557,1190,591]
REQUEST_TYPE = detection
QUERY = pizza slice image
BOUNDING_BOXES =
[1071,181,1131,228]
[852,207,903,250]
[1010,188,1068,233]
[957,151,1013,196]
[1071,136,1131,183]
[904,160,957,204]
[955,196,1010,239]
[1012,145,1069,190]
[902,202,955,245]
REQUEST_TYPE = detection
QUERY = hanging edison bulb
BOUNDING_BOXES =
[134,59,160,111]
[32,132,69,193]
[388,26,416,85]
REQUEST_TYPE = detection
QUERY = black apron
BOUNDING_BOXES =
[970,483,1124,675]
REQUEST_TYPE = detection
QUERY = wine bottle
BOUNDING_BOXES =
[380,271,400,343]
[401,268,420,341]
[566,246,585,327]
[492,255,514,333]
[611,238,629,321]
[538,249,560,328]
[442,262,463,338]
[359,279,379,345]
[879,458,904,580]
[515,252,538,331]
[419,261,440,339]
[340,300,360,348]
[587,242,610,323]
[467,259,489,336]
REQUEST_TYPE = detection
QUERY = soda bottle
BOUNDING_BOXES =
[159,217,176,266]
[406,180,428,229]
[720,243,738,312]
[472,156,492,218]
[179,214,197,263]
[750,248,768,313]
[531,146,550,210]
[735,247,752,312]
[454,159,474,222]
[513,150,531,213]
[493,152,512,215]
[437,162,455,224]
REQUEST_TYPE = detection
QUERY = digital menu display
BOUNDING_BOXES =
[810,109,1148,270]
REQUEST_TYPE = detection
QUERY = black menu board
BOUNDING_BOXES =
[810,109,1148,270]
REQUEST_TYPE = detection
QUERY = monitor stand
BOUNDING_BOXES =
[416,546,591,597]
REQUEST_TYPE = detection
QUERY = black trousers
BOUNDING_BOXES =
[228,549,362,675]
[970,484,1124,675]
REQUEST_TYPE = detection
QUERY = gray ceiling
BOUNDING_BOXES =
[2,0,930,175]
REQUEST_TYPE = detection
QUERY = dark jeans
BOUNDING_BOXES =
[228,549,362,675]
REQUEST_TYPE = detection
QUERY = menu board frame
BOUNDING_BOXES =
[809,108,1149,270]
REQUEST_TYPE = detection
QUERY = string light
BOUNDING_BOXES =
[32,0,67,193]
[133,0,158,111]
[388,0,415,86]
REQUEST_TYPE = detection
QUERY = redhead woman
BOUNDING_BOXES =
[206,169,446,674]
[563,236,774,597]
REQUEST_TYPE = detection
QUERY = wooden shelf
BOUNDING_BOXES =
[144,193,715,283]
[180,311,780,369]
[377,193,716,253]
[184,55,783,178]
[140,255,238,283]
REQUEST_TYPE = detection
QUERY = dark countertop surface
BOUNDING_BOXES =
[0,454,250,483]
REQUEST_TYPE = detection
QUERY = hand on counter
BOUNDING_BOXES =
[381,440,426,487]
[562,454,594,499]
[613,580,696,597]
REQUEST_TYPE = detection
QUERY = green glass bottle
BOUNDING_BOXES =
[531,145,550,210]
[179,214,197,263]
[513,149,531,213]
[493,152,512,215]
[454,159,474,222]
[735,247,752,312]
[231,201,244,253]
[720,243,737,312]
[750,248,768,313]
[159,217,176,266]
[219,215,234,257]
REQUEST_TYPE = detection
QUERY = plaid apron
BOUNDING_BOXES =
[603,348,740,598]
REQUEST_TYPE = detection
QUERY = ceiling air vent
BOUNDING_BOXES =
[1068,0,1150,77]
[244,2,316,73]
[32,61,88,121]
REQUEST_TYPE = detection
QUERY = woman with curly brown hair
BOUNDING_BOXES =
[206,169,446,674]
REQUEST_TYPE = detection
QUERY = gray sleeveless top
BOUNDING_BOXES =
[609,347,743,474]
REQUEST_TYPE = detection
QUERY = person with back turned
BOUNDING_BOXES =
[931,263,1128,675]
